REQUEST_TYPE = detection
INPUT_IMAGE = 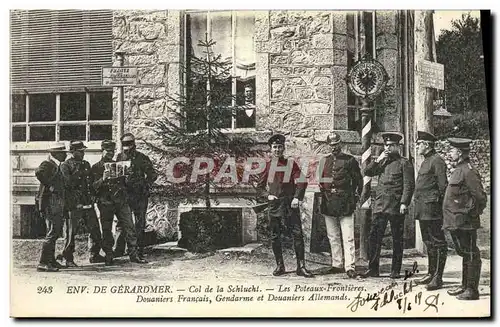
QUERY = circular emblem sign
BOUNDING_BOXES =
[346,56,389,100]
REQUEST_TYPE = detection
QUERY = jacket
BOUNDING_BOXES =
[319,152,362,216]
[35,158,65,214]
[414,150,448,220]
[91,159,128,205]
[364,154,415,216]
[60,157,94,210]
[442,160,487,230]
[117,150,158,199]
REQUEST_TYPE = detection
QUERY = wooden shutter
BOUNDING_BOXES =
[10,10,113,93]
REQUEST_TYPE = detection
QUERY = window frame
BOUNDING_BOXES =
[11,90,113,144]
[183,10,257,132]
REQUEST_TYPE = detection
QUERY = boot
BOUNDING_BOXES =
[104,253,114,266]
[90,254,106,264]
[296,257,314,278]
[426,248,447,291]
[448,261,467,296]
[417,249,436,285]
[271,242,286,276]
[457,261,481,300]
[129,249,148,264]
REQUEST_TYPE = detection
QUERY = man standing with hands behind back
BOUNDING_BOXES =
[361,132,415,279]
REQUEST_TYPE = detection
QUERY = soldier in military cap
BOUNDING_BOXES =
[318,131,362,278]
[361,132,415,279]
[413,131,448,290]
[257,134,313,278]
[35,143,68,272]
[59,141,104,267]
[443,138,487,300]
[91,140,146,265]
[113,133,158,261]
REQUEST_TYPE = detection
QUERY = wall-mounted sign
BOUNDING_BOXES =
[346,55,390,101]
[418,60,444,90]
[101,67,138,86]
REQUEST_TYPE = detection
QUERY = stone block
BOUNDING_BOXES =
[270,26,296,40]
[113,16,128,39]
[312,76,332,86]
[295,87,315,100]
[271,79,285,99]
[167,63,182,97]
[376,33,398,50]
[166,10,182,44]
[310,114,334,130]
[376,11,397,34]
[138,99,167,118]
[128,54,158,66]
[290,50,310,64]
[115,40,157,55]
[283,87,296,100]
[255,40,282,54]
[332,33,347,50]
[270,11,288,27]
[303,102,332,115]
[255,11,270,41]
[305,12,331,35]
[270,54,289,65]
[128,20,167,41]
[332,12,347,34]
[286,77,306,86]
[282,111,310,131]
[158,43,181,63]
[270,66,293,77]
[138,64,166,85]
[333,49,347,65]
[312,33,334,49]
[316,87,333,101]
[256,53,270,109]
[309,49,334,65]
[333,113,348,130]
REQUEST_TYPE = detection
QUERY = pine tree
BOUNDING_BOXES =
[144,34,263,210]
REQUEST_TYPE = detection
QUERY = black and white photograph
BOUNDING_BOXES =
[8,8,492,317]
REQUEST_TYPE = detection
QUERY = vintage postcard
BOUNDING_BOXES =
[9,9,491,318]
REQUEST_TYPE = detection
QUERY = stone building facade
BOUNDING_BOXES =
[13,10,459,253]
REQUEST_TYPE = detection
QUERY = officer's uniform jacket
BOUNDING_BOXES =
[91,159,128,205]
[257,157,307,218]
[414,149,448,220]
[35,158,66,214]
[364,154,415,216]
[60,157,94,210]
[319,152,362,217]
[117,150,158,199]
[442,160,487,230]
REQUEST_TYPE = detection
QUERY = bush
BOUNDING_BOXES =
[178,209,242,253]
[433,111,491,140]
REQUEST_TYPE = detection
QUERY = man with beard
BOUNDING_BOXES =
[258,134,313,278]
[319,132,362,279]
[59,141,104,267]
[413,131,448,290]
[35,143,67,272]
[91,140,146,265]
[443,138,487,300]
[361,132,415,279]
[113,133,158,262]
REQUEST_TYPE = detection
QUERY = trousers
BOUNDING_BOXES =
[323,214,355,271]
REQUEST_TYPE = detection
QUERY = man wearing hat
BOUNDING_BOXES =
[413,131,448,290]
[59,140,104,266]
[443,138,487,300]
[362,132,415,279]
[257,133,313,278]
[318,132,362,278]
[113,133,158,261]
[35,143,68,272]
[91,140,146,265]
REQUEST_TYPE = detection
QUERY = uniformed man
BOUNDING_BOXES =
[319,132,362,278]
[361,132,415,279]
[35,143,67,272]
[414,131,448,290]
[258,134,313,278]
[113,133,158,261]
[59,141,104,266]
[443,138,487,300]
[91,140,146,265]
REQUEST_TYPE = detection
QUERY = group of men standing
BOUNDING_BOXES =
[35,133,157,272]
[261,130,487,301]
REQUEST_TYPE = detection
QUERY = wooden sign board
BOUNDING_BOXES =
[102,67,138,86]
[419,60,444,90]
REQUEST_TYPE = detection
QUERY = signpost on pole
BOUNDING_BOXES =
[102,53,137,151]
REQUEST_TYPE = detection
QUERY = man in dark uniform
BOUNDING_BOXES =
[319,132,362,278]
[361,132,415,279]
[91,140,147,265]
[59,141,104,266]
[258,134,313,278]
[443,138,487,300]
[414,131,448,290]
[35,143,67,272]
[113,133,158,261]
